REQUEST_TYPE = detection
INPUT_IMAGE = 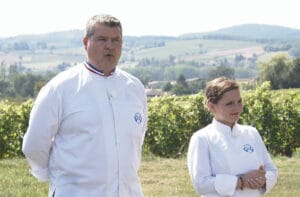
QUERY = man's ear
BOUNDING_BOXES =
[83,37,88,50]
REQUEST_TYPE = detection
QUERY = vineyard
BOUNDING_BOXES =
[0,82,299,159]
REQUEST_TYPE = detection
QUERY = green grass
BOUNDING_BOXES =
[0,152,299,197]
[0,158,48,196]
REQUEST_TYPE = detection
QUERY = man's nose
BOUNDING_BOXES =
[105,40,114,49]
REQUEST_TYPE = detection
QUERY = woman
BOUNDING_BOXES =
[187,77,277,197]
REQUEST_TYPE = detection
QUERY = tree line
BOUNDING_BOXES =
[0,63,55,100]
[0,53,300,100]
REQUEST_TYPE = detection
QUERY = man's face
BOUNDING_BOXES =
[83,24,122,75]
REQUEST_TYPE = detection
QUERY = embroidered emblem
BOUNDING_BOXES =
[243,144,254,153]
[134,113,142,124]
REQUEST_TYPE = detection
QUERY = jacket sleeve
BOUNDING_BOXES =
[22,85,61,182]
[255,129,278,194]
[141,90,148,146]
[187,133,238,196]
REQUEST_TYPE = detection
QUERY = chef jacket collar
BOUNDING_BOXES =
[84,61,115,76]
[212,118,241,137]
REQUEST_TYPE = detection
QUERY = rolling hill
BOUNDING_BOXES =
[0,24,299,77]
[180,24,300,42]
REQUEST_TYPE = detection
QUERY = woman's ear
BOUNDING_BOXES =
[206,101,216,114]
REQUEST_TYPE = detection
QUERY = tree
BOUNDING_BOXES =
[57,62,71,72]
[176,74,188,87]
[290,57,300,87]
[258,53,293,89]
[0,61,6,80]
[168,55,176,65]
[208,65,235,80]
[0,80,10,97]
[288,45,300,58]
[235,53,246,63]
[8,64,18,78]
[139,74,151,86]
[170,74,190,95]
[13,41,29,51]
[162,82,172,92]
[12,73,43,98]
[36,41,47,50]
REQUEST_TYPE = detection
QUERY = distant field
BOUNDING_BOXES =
[135,39,265,61]
[0,38,287,74]
[183,46,265,62]
[0,47,85,72]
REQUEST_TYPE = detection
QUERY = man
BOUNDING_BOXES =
[22,14,148,197]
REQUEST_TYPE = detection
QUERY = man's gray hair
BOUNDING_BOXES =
[85,14,122,38]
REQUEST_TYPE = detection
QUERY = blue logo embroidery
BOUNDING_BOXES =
[134,113,142,124]
[243,144,254,153]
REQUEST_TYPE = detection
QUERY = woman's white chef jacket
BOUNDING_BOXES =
[22,63,148,197]
[187,119,278,197]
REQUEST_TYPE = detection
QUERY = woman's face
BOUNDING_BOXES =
[209,89,243,127]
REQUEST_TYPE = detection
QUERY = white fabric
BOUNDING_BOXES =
[187,119,278,197]
[22,63,148,197]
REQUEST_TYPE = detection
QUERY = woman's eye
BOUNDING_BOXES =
[226,102,233,106]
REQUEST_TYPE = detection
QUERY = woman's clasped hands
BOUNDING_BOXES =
[240,166,266,190]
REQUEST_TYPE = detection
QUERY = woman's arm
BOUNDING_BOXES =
[187,133,239,196]
[255,129,278,194]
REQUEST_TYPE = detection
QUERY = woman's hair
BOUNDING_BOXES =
[205,77,240,104]
[85,14,122,39]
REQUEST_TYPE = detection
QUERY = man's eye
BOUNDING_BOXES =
[112,39,121,43]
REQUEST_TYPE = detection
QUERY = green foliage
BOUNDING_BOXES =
[170,74,190,95]
[0,86,299,158]
[145,83,300,157]
[145,96,189,157]
[258,53,299,89]
[288,44,300,57]
[145,94,211,157]
[290,57,300,87]
[0,71,52,99]
[169,74,205,95]
[0,100,33,158]
[208,65,235,80]
[240,82,300,156]
[162,82,172,92]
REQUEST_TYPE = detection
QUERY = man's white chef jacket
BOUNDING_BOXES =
[187,119,278,197]
[22,63,148,197]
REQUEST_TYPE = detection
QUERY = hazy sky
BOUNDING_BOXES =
[1,0,299,38]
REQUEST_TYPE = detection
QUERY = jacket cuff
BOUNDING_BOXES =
[215,174,237,196]
[30,168,49,182]
[264,171,277,194]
